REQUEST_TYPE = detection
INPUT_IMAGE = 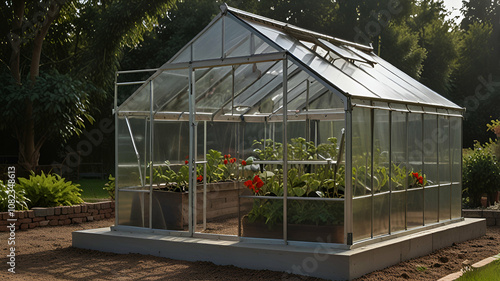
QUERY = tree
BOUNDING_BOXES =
[0,0,176,172]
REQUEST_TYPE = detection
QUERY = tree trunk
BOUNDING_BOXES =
[15,1,64,172]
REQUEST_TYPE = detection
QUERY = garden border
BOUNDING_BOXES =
[463,209,500,226]
[0,201,114,232]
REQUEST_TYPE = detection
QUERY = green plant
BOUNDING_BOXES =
[103,175,115,200]
[463,142,500,207]
[18,171,83,208]
[0,180,30,212]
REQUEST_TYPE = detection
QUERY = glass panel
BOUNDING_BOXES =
[450,117,462,219]
[287,199,344,243]
[240,197,283,239]
[353,196,372,241]
[373,193,390,237]
[439,116,451,221]
[195,66,233,113]
[407,188,423,228]
[117,116,149,190]
[391,191,406,233]
[408,113,423,179]
[352,107,372,241]
[373,110,390,194]
[224,16,251,58]
[156,69,190,113]
[119,81,151,112]
[423,114,438,185]
[424,186,439,224]
[391,111,407,191]
[353,107,372,197]
[117,191,150,228]
[193,19,222,61]
[171,45,191,63]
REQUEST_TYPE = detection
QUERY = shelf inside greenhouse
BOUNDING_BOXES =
[73,4,486,280]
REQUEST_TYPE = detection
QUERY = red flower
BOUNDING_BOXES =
[244,180,255,192]
[230,158,236,164]
[412,172,419,178]
[185,160,189,165]
[224,159,228,165]
[418,176,423,185]
[227,154,231,158]
[224,154,228,159]
[197,175,203,182]
[241,160,247,166]
[253,175,264,189]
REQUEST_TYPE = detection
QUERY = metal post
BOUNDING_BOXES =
[188,66,196,236]
[370,108,374,238]
[203,120,207,230]
[388,110,392,234]
[282,57,288,245]
[345,100,353,245]
[149,80,154,229]
[405,112,409,230]
[421,113,425,226]
[436,116,439,222]
[114,73,119,227]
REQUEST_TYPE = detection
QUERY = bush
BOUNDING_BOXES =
[0,180,30,212]
[463,142,500,207]
[18,171,83,208]
[103,174,115,200]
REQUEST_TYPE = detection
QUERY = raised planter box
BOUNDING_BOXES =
[463,209,500,226]
[149,181,247,230]
[241,216,344,243]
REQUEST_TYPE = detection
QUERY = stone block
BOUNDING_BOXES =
[20,223,28,230]
[17,211,25,219]
[486,217,496,226]
[46,216,59,220]
[33,217,45,222]
[49,220,58,226]
[72,218,84,224]
[61,206,69,214]
[462,210,482,218]
[87,216,94,222]
[39,220,49,226]
[105,213,111,218]
[74,205,81,214]
[101,202,110,209]
[28,222,39,229]
[483,210,496,218]
[110,201,115,208]
[27,210,35,218]
[54,207,62,215]
[81,205,88,213]
[18,218,32,224]
[64,219,71,225]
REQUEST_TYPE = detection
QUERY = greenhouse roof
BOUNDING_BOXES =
[118,4,463,119]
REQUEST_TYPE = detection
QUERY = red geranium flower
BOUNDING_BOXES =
[412,172,419,178]
[230,158,236,164]
[224,159,228,165]
[418,176,423,185]
[227,154,231,158]
[241,160,247,166]
[197,175,203,182]
[224,154,228,159]
[185,160,189,165]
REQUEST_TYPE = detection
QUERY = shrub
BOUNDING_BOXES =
[103,174,115,200]
[18,171,83,208]
[0,180,30,212]
[463,142,500,207]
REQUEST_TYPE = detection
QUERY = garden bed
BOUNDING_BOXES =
[463,209,500,226]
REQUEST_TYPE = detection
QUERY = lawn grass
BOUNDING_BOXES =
[75,178,110,202]
[458,259,500,280]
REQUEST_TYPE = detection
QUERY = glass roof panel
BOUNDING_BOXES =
[224,16,251,58]
[318,38,368,63]
[119,82,151,112]
[153,69,189,112]
[171,45,191,63]
[193,19,222,61]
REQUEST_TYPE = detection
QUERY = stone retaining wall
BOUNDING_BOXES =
[0,201,114,231]
[463,209,500,226]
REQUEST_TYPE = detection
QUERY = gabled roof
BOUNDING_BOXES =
[118,4,462,118]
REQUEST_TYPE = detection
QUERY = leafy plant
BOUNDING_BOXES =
[18,172,83,208]
[103,175,115,200]
[0,180,30,212]
[463,142,500,207]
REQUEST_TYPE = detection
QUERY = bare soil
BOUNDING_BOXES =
[1,218,499,280]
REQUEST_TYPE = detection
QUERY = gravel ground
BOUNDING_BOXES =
[1,218,498,280]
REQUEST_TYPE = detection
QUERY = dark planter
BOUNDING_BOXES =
[241,216,344,243]
[151,181,246,230]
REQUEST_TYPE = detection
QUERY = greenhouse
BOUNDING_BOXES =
[74,5,485,280]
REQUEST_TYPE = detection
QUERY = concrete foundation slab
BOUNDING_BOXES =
[72,218,486,280]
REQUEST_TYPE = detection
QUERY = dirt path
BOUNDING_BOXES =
[1,218,498,280]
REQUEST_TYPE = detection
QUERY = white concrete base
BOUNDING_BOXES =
[72,218,486,280]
